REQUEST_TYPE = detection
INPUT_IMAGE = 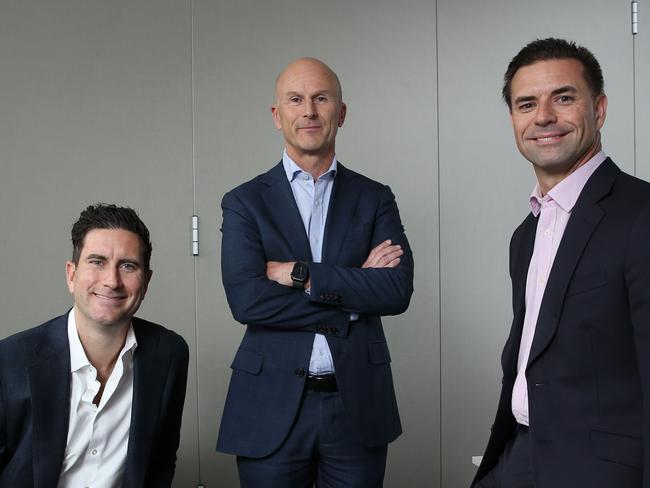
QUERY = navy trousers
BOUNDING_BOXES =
[237,389,388,488]
[475,426,536,488]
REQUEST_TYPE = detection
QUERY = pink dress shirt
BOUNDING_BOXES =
[511,151,607,426]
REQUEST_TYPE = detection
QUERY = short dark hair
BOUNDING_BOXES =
[71,203,152,270]
[503,38,604,109]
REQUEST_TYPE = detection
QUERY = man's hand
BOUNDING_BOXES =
[266,240,401,288]
[362,240,403,269]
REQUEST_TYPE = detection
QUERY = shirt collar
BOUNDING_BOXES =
[282,149,337,182]
[67,309,137,373]
[529,150,607,216]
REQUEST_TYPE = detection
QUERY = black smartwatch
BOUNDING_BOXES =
[291,261,310,290]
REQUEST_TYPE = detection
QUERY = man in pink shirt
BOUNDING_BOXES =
[474,38,650,488]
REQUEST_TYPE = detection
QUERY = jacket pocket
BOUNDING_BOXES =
[230,348,263,375]
[368,341,392,364]
[566,269,607,297]
[591,429,642,469]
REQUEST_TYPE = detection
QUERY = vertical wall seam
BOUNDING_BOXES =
[632,15,637,176]
[434,0,443,487]
[190,0,203,484]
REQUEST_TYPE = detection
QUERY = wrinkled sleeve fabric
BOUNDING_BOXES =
[221,190,351,332]
[309,185,414,316]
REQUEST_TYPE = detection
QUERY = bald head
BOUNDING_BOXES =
[271,57,347,172]
[274,58,342,103]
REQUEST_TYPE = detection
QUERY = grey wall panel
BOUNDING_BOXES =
[438,1,635,486]
[0,2,199,486]
[193,0,439,486]
[635,2,650,181]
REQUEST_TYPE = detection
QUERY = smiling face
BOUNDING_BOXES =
[271,58,346,166]
[66,228,152,332]
[509,58,607,192]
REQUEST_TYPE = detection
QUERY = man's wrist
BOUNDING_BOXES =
[290,261,310,290]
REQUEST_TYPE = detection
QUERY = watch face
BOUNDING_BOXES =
[292,262,308,282]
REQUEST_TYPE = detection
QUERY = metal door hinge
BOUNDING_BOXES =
[632,1,638,35]
[191,215,199,256]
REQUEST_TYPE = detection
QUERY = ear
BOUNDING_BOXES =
[271,104,282,130]
[65,261,77,294]
[143,269,153,295]
[595,93,608,130]
[338,102,347,127]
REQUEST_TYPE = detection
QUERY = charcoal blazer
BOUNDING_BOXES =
[474,158,650,487]
[0,314,189,488]
[216,161,414,458]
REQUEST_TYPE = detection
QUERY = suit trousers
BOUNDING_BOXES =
[475,426,535,488]
[236,388,388,488]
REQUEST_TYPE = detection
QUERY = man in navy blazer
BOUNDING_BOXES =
[0,204,189,487]
[474,39,650,487]
[216,58,414,486]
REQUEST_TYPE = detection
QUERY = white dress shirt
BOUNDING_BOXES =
[58,310,137,488]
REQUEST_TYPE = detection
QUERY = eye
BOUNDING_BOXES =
[88,259,104,267]
[314,95,328,103]
[518,102,535,113]
[120,262,138,272]
[556,95,574,104]
[288,96,301,104]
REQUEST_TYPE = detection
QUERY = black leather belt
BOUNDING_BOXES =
[305,374,338,392]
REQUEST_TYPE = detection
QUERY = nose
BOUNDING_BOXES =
[534,99,557,126]
[102,266,122,288]
[304,98,316,119]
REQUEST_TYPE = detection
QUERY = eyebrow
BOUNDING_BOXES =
[84,254,141,266]
[513,85,578,105]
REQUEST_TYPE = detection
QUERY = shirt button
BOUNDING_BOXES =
[544,228,552,236]
[91,449,98,456]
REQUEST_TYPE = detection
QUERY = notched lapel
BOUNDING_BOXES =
[28,320,70,488]
[502,214,537,375]
[124,326,167,487]
[260,162,313,261]
[322,164,361,264]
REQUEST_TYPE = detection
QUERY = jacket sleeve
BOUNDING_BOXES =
[221,190,352,332]
[145,335,189,487]
[0,375,6,474]
[308,185,414,315]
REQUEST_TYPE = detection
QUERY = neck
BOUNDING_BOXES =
[74,308,129,381]
[535,139,602,195]
[287,149,335,180]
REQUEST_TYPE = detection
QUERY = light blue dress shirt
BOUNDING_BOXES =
[282,151,338,374]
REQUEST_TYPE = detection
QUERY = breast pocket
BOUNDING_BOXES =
[566,269,608,297]
[344,221,374,243]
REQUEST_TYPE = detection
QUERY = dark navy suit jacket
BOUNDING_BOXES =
[0,314,189,488]
[474,159,650,487]
[216,161,414,458]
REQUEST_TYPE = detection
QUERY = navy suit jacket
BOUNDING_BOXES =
[0,313,189,488]
[216,161,414,458]
[474,159,650,487]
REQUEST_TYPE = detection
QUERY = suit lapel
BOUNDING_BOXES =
[322,163,361,264]
[260,162,313,261]
[502,214,537,375]
[123,319,166,488]
[527,159,619,367]
[28,316,71,488]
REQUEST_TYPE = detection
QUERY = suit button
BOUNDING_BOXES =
[332,328,339,335]
[295,368,306,377]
